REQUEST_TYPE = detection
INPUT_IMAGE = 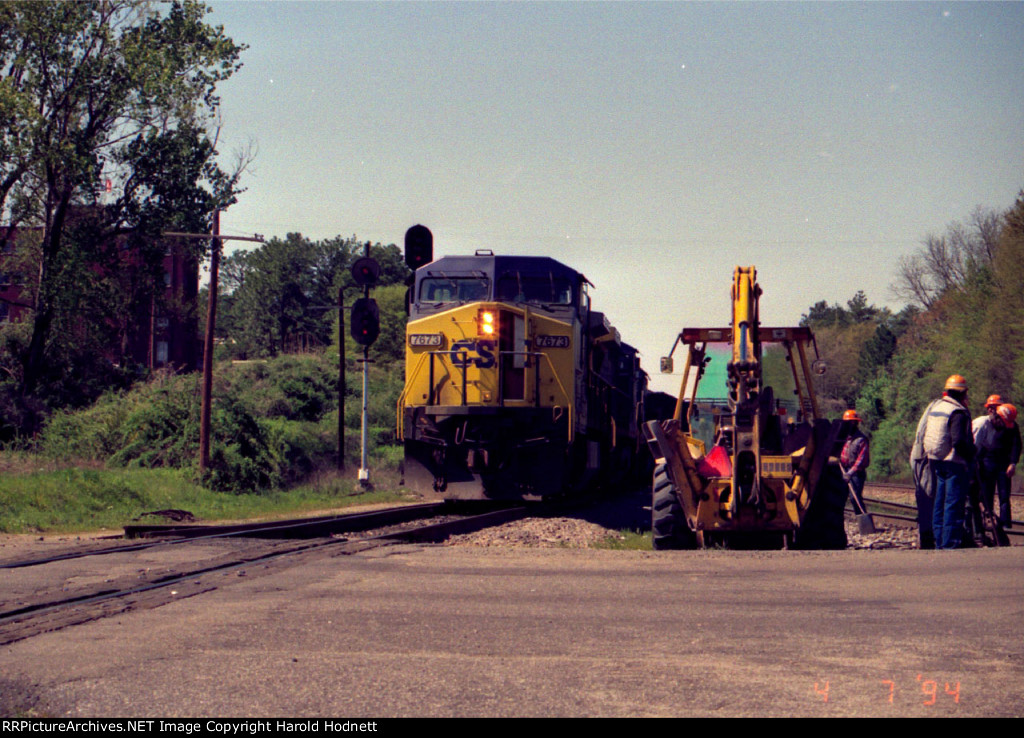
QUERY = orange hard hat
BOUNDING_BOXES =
[996,404,1017,426]
[944,374,968,392]
[842,409,861,422]
[984,394,1003,409]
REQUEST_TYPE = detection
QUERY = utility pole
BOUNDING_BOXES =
[198,210,220,474]
[163,221,263,476]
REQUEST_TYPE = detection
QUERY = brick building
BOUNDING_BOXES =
[0,235,31,325]
[0,225,201,372]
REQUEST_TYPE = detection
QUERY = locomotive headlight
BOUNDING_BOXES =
[478,309,496,337]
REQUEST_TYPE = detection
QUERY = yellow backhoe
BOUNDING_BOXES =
[644,266,848,549]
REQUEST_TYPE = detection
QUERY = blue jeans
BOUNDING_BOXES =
[847,471,867,512]
[914,460,934,549]
[932,460,969,549]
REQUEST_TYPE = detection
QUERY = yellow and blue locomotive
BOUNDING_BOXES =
[397,230,647,500]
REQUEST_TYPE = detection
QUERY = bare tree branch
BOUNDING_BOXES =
[892,207,1006,309]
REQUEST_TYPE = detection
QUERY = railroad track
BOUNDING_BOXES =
[856,482,1024,544]
[0,502,454,570]
[0,502,526,646]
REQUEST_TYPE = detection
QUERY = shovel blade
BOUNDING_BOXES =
[857,513,876,535]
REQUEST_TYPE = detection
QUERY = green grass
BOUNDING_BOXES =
[593,529,653,550]
[0,457,416,534]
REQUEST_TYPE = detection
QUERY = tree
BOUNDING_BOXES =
[0,0,246,396]
[979,191,1024,397]
[845,290,884,324]
[893,206,1003,309]
[843,196,1022,479]
[799,291,890,413]
[800,300,848,328]
[220,234,412,359]
[801,291,886,329]
[226,234,325,358]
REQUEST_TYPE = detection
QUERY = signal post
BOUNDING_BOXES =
[350,244,381,488]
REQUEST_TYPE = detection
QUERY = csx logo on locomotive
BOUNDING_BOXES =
[448,339,495,368]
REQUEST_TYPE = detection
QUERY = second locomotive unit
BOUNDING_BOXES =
[397,225,647,500]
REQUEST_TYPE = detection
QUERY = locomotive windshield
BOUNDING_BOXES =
[413,256,581,315]
[419,276,490,304]
[495,273,574,306]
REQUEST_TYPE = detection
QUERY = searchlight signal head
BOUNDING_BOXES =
[351,256,380,286]
[350,297,380,346]
[405,224,433,270]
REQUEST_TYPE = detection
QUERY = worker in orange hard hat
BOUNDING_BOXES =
[997,403,1018,426]
[944,374,968,392]
[973,399,1021,532]
[839,409,870,513]
[968,396,1003,544]
[910,374,976,549]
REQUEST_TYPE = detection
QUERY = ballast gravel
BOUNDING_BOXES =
[446,516,924,549]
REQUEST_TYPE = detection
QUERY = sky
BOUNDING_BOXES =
[204,0,1024,394]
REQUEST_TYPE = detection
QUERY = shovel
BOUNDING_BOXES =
[841,465,876,534]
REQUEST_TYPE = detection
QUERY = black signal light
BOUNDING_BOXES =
[405,224,433,270]
[350,297,380,346]
[351,256,380,286]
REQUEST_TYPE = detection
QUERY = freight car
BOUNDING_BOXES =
[397,226,648,500]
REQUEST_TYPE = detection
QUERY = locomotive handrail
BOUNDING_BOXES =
[427,351,470,406]
[495,350,544,406]
[535,351,574,443]
[494,350,574,442]
[590,371,639,398]
[397,350,476,439]
[397,351,431,440]
[397,348,575,443]
[399,349,494,413]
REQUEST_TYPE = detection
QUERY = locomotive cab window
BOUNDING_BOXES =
[419,277,490,304]
[495,273,574,306]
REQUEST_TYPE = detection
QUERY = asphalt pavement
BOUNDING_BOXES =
[1,542,1022,717]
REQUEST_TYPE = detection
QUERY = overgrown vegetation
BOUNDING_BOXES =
[35,351,404,492]
[802,193,1024,480]
[0,344,412,533]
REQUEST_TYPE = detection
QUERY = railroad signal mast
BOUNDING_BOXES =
[346,225,432,488]
[351,244,381,488]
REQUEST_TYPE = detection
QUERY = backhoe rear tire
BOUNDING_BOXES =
[652,463,697,550]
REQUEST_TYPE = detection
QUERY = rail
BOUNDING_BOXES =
[0,503,529,646]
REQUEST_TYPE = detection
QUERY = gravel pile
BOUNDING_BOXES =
[447,516,623,548]
[446,514,924,550]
